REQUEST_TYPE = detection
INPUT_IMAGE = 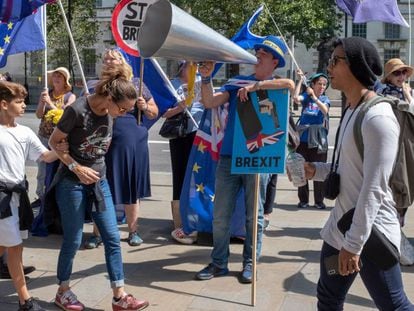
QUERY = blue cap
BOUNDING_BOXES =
[254,35,287,68]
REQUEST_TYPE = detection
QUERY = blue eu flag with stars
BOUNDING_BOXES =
[0,10,45,68]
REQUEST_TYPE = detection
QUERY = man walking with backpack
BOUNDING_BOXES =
[304,37,414,310]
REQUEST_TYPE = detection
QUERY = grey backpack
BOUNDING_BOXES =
[354,95,414,208]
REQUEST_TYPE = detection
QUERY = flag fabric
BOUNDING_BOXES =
[230,5,265,50]
[120,50,180,129]
[180,8,265,237]
[0,10,45,68]
[0,0,54,23]
[212,5,264,76]
[336,0,409,27]
[180,104,246,236]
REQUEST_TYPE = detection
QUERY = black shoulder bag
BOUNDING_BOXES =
[158,112,188,139]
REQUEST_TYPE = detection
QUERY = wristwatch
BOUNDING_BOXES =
[68,162,78,171]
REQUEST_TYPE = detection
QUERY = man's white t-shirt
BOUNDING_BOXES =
[0,124,47,247]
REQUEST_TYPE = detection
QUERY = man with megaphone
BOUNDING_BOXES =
[195,35,294,283]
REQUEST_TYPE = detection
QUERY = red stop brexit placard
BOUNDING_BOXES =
[111,0,156,56]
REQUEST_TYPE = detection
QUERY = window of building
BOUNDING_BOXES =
[384,49,400,63]
[352,23,367,38]
[83,49,96,77]
[384,23,400,39]
[95,0,102,8]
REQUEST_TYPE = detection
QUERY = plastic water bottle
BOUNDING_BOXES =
[286,152,307,187]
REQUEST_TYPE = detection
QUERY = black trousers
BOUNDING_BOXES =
[297,142,327,204]
[169,132,196,200]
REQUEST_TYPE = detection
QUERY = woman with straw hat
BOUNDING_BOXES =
[34,67,76,206]
[381,58,413,106]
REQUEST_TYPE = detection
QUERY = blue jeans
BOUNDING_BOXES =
[317,242,414,311]
[56,177,124,288]
[211,156,268,268]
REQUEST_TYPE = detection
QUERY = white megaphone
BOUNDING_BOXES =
[137,0,258,64]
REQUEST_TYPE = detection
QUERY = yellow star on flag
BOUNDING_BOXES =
[4,35,10,44]
[7,22,13,30]
[197,141,206,153]
[0,47,4,55]
[196,183,205,193]
[192,163,201,173]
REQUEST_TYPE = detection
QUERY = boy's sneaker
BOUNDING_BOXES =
[55,289,85,311]
[127,232,143,246]
[18,297,45,311]
[112,294,149,311]
[84,235,103,249]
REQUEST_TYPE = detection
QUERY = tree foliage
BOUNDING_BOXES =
[45,0,100,74]
[172,0,342,49]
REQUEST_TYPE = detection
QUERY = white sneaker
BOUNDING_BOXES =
[171,228,197,245]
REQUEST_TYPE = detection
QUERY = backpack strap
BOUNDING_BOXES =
[353,95,396,161]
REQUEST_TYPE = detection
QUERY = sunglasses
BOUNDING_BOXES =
[328,55,347,67]
[392,69,408,77]
[114,101,127,114]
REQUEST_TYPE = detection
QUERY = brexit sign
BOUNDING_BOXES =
[111,0,157,56]
[231,89,290,174]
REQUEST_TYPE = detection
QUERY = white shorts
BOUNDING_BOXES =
[0,196,28,247]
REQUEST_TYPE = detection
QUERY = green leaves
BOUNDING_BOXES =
[46,0,100,72]
[172,0,342,49]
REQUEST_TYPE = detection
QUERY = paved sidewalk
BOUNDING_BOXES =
[1,169,413,311]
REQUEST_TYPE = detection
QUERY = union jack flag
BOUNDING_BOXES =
[246,130,285,153]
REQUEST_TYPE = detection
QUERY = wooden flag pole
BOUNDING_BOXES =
[251,173,260,306]
[57,0,88,93]
[137,57,145,125]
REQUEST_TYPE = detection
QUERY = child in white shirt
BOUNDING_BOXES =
[0,81,58,311]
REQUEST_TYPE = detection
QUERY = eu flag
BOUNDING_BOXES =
[0,0,54,23]
[180,106,246,237]
[0,10,45,68]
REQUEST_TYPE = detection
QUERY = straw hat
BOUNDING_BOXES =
[381,58,413,83]
[47,67,71,91]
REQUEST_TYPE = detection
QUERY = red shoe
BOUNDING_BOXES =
[55,289,85,311]
[112,294,149,311]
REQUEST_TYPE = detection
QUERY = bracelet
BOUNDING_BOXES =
[201,76,212,84]
[254,81,262,91]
